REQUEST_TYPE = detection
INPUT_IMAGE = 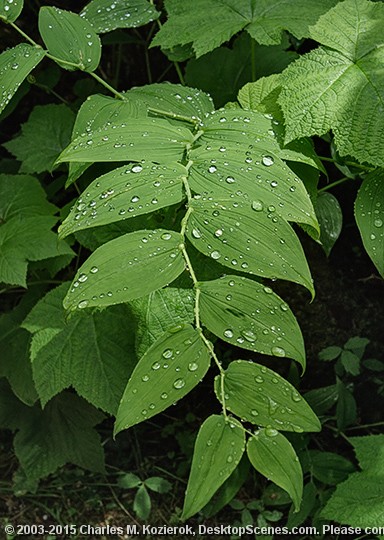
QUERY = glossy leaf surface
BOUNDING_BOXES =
[0,0,23,22]
[81,0,159,34]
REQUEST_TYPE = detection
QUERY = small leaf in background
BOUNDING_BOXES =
[318,346,342,361]
[81,0,159,34]
[134,484,151,520]
[182,415,245,520]
[340,350,360,376]
[117,472,142,489]
[304,385,338,415]
[344,336,370,358]
[0,0,23,22]
[217,360,321,433]
[0,44,45,115]
[247,429,303,511]
[316,192,343,256]
[310,451,355,485]
[3,104,75,174]
[355,171,384,277]
[336,379,357,431]
[199,276,305,367]
[39,7,101,72]
[114,325,211,433]
[144,476,172,493]
[63,229,185,312]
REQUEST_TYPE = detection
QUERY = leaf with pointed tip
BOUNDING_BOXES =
[182,414,246,520]
[0,44,45,115]
[81,0,159,34]
[279,0,384,166]
[39,7,101,72]
[215,360,321,432]
[316,192,343,256]
[247,429,303,511]
[355,171,384,277]
[63,229,185,312]
[114,325,210,433]
[59,162,186,238]
[0,0,23,22]
[199,276,305,367]
[187,198,314,295]
[58,117,193,164]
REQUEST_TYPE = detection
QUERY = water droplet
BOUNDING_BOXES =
[263,286,273,294]
[141,409,148,416]
[208,165,217,173]
[78,300,88,309]
[265,427,278,437]
[226,176,235,184]
[152,362,161,370]
[90,266,98,273]
[173,378,185,389]
[280,303,288,312]
[214,229,223,237]
[374,218,383,228]
[161,392,168,399]
[291,391,301,402]
[142,375,149,382]
[255,375,264,383]
[251,409,259,416]
[78,273,88,282]
[227,455,233,463]
[192,228,202,239]
[224,329,234,338]
[262,156,274,166]
[242,329,256,342]
[271,346,286,357]
[131,164,143,173]
[161,232,172,240]
[162,349,173,359]
[211,250,221,260]
[252,200,264,212]
[188,362,198,372]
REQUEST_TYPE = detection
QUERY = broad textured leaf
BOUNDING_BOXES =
[151,0,337,57]
[63,229,185,312]
[216,360,321,432]
[247,429,303,510]
[125,83,214,122]
[130,288,195,356]
[309,451,355,485]
[67,93,146,185]
[279,0,384,166]
[0,174,56,220]
[182,414,245,520]
[350,434,384,476]
[81,0,159,34]
[38,7,101,72]
[13,392,105,482]
[114,325,211,433]
[187,198,314,294]
[59,162,186,238]
[22,283,137,414]
[199,276,305,367]
[316,192,343,256]
[58,117,193,164]
[355,171,384,277]
[3,104,75,174]
[0,0,23,22]
[0,44,45,114]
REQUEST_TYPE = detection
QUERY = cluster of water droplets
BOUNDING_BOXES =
[80,0,158,33]
[357,181,383,253]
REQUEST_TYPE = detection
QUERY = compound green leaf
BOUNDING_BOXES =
[0,44,45,114]
[316,192,343,256]
[182,414,246,520]
[199,276,305,368]
[187,198,314,294]
[63,229,185,312]
[216,360,321,432]
[114,325,211,433]
[81,0,159,34]
[355,171,384,277]
[279,0,384,166]
[59,162,186,238]
[0,174,56,220]
[22,283,137,414]
[3,104,75,174]
[58,117,193,164]
[38,7,101,72]
[247,429,303,511]
[0,0,23,22]
[151,0,336,57]
[130,287,195,356]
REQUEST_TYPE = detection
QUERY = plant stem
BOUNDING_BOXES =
[174,61,185,85]
[89,71,127,100]
[251,38,256,82]
[318,177,350,192]
[148,106,197,124]
[346,421,384,431]
[9,20,37,46]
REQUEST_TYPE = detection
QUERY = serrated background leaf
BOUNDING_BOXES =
[247,429,303,510]
[0,0,23,22]
[217,360,320,432]
[81,0,159,34]
[182,414,245,520]
[0,44,45,114]
[39,7,101,72]
[199,276,305,367]
[114,325,210,432]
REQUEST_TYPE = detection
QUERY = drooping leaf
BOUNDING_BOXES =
[3,104,75,174]
[151,0,337,57]
[22,283,137,414]
[63,229,185,312]
[355,171,384,277]
[238,74,282,115]
[38,7,101,72]
[199,276,305,367]
[114,325,211,433]
[279,0,384,166]
[316,191,343,256]
[130,288,195,356]
[182,414,246,520]
[304,385,338,415]
[59,162,186,238]
[216,360,321,432]
[247,429,303,510]
[187,198,314,294]
[80,0,159,34]
[0,0,23,22]
[0,44,45,115]
[58,117,193,164]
